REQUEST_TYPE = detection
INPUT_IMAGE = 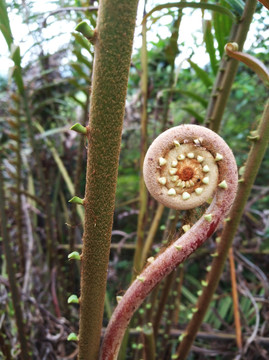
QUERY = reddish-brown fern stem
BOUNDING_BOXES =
[100,125,238,360]
[176,100,269,359]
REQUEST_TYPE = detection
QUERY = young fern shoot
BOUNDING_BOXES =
[100,124,238,360]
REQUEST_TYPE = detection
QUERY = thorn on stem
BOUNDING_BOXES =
[67,294,79,304]
[204,213,213,222]
[116,296,123,303]
[70,123,87,135]
[182,224,190,232]
[75,21,95,43]
[68,196,84,205]
[67,332,78,341]
[68,251,81,260]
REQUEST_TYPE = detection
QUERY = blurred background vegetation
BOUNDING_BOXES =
[0,0,269,359]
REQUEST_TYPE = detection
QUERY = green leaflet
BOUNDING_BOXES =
[181,106,204,123]
[223,0,245,16]
[70,62,91,82]
[0,0,13,49]
[73,49,92,69]
[72,32,93,54]
[188,59,213,88]
[10,45,24,94]
[213,0,233,57]
[203,20,218,75]
[161,88,208,108]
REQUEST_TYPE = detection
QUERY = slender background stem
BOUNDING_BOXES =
[206,0,257,132]
[133,10,148,275]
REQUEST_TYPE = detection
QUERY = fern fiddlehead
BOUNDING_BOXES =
[100,124,238,360]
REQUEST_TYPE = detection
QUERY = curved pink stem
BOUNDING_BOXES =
[99,125,238,360]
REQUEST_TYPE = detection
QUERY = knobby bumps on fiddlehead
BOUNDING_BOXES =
[100,125,237,360]
[143,124,229,211]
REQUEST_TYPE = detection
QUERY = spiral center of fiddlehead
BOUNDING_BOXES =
[145,138,221,210]
[178,164,195,181]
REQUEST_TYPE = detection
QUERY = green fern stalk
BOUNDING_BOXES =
[78,1,139,358]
